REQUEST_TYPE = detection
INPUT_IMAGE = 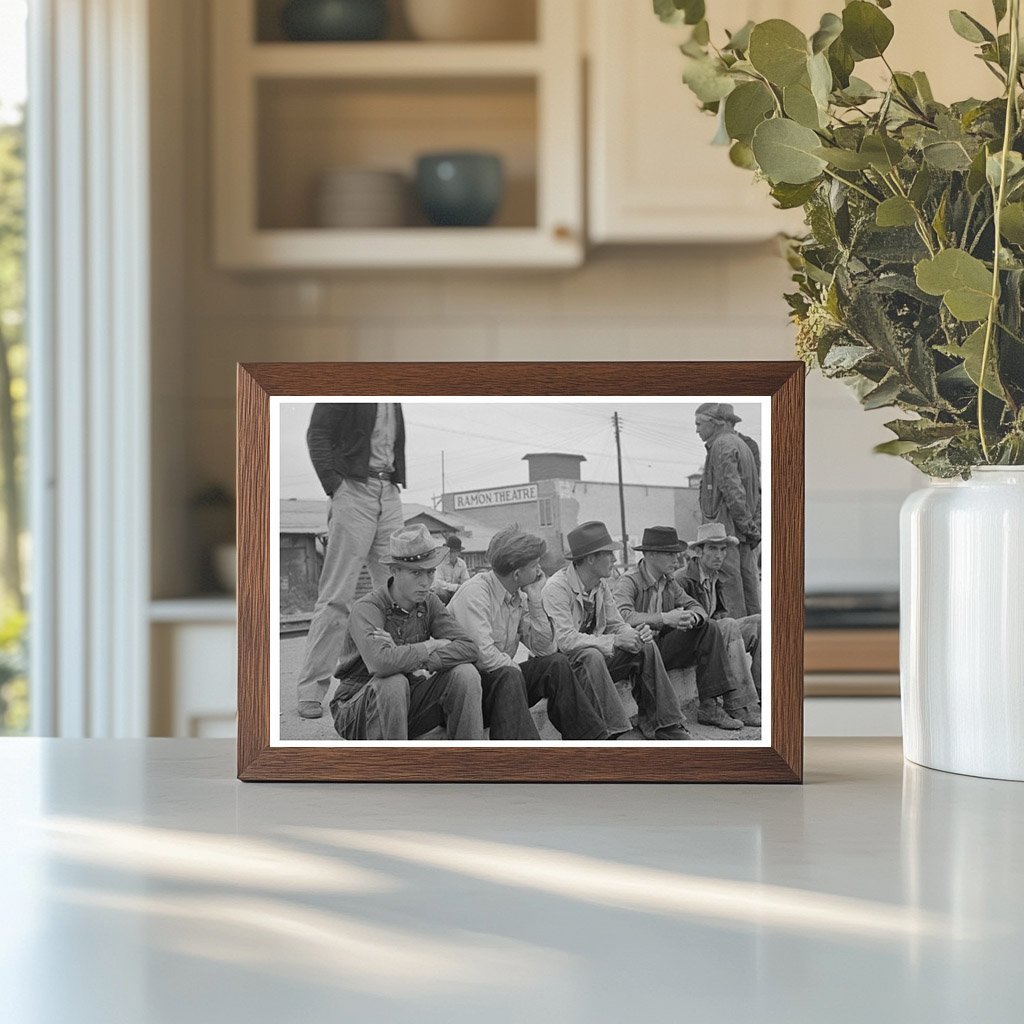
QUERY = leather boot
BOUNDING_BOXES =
[727,703,762,727]
[697,698,742,730]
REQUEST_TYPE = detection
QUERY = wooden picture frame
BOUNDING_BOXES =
[237,362,804,782]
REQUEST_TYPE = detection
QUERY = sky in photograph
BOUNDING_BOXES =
[278,399,764,510]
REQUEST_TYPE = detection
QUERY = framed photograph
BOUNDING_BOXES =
[237,362,803,782]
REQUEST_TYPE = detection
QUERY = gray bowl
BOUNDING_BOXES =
[280,0,388,42]
[415,152,505,227]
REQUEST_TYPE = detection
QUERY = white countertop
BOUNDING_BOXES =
[0,738,1019,1023]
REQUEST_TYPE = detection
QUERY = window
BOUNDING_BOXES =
[0,0,27,735]
[538,497,554,528]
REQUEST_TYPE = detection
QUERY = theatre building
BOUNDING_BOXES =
[441,453,702,568]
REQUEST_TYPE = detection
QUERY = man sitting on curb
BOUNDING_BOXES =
[330,525,498,740]
[677,523,762,701]
[432,535,470,605]
[615,526,760,730]
[449,526,624,740]
[542,521,692,741]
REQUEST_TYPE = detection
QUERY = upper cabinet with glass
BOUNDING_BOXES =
[212,0,583,268]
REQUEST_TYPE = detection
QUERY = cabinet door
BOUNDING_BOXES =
[588,0,813,243]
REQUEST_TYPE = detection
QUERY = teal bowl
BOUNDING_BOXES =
[415,153,505,228]
[281,0,388,42]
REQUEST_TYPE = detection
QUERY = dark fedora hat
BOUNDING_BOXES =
[633,526,687,553]
[566,521,618,560]
[445,535,463,550]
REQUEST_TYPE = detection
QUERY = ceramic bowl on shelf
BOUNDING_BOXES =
[402,0,534,42]
[414,152,504,227]
[280,0,388,42]
[315,167,407,228]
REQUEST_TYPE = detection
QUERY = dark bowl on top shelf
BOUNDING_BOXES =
[280,0,388,42]
[415,152,505,228]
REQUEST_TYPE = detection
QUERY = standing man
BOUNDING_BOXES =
[542,521,692,741]
[330,525,486,740]
[616,526,760,728]
[449,526,625,740]
[694,402,760,618]
[296,402,406,720]
[432,535,470,604]
[678,523,762,699]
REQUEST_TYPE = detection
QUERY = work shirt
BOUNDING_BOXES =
[448,570,557,672]
[432,556,470,595]
[333,583,478,701]
[614,558,706,628]
[541,564,633,659]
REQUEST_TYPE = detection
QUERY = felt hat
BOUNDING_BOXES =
[633,526,688,553]
[566,521,618,560]
[445,535,463,551]
[695,402,742,424]
[689,523,740,548]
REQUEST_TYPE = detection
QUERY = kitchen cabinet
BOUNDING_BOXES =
[211,0,583,268]
[586,0,999,244]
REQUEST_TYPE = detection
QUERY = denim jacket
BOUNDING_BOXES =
[334,584,478,701]
[614,559,705,629]
[700,428,759,538]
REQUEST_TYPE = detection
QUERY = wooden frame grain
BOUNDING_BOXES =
[237,362,804,782]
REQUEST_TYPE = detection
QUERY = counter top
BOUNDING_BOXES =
[0,738,1019,1023]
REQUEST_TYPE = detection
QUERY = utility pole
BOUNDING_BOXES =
[441,450,446,509]
[612,412,629,567]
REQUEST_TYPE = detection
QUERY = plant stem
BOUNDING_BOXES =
[822,167,880,205]
[978,0,1021,462]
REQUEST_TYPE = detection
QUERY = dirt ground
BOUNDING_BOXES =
[278,632,761,743]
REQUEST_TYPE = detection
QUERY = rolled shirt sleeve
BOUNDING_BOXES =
[520,596,556,657]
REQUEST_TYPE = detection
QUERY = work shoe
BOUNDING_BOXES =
[727,703,762,727]
[298,701,324,719]
[697,698,743,730]
[654,723,694,740]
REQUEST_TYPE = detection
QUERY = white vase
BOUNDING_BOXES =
[900,467,1024,780]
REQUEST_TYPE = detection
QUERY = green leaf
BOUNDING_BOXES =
[915,249,994,322]
[682,57,736,104]
[748,20,809,87]
[908,164,933,205]
[986,150,1024,191]
[810,13,843,54]
[912,71,935,104]
[860,133,904,173]
[751,118,828,184]
[876,197,918,228]
[729,140,757,169]
[842,1,894,59]
[827,35,856,89]
[724,81,776,144]
[993,0,1008,24]
[770,180,820,209]
[784,80,824,129]
[837,76,879,104]
[813,146,872,170]
[692,19,710,46]
[808,52,833,110]
[932,190,950,247]
[724,20,755,53]
[862,374,903,409]
[922,140,972,171]
[967,144,991,194]
[874,439,921,455]
[948,10,994,44]
[940,325,1006,398]
[1000,203,1024,245]
[653,0,705,26]
[884,418,963,443]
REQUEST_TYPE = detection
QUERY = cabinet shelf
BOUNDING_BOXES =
[249,42,544,78]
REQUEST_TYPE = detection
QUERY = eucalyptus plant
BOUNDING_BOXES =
[657,0,1024,476]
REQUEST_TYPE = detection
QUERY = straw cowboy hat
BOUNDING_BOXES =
[382,524,447,570]
[689,523,740,548]
[632,526,688,553]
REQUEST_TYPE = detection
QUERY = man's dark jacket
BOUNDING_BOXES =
[306,403,406,496]
[677,560,728,620]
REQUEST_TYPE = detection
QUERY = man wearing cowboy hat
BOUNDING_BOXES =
[432,534,471,604]
[615,526,760,729]
[541,521,692,741]
[678,523,762,699]
[330,524,496,740]
[694,402,761,619]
